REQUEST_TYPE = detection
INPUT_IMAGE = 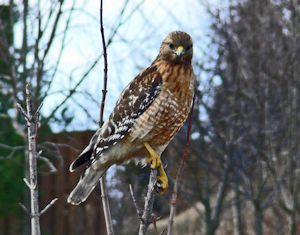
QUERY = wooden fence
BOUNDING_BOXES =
[39,131,106,235]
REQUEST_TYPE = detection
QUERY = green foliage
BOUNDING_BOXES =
[0,121,24,216]
[0,5,14,76]
[0,4,25,217]
[0,153,24,215]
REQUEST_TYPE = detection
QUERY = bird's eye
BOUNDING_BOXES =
[169,43,175,50]
[186,44,192,50]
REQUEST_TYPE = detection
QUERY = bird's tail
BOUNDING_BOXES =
[67,167,107,205]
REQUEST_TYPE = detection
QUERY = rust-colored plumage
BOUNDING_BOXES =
[68,31,195,205]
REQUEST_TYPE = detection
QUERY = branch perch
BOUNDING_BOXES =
[138,169,158,235]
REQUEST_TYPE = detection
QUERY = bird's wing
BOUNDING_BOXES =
[69,65,162,171]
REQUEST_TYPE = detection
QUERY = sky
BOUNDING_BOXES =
[9,0,228,132]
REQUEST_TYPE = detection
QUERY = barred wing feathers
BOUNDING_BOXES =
[69,66,162,171]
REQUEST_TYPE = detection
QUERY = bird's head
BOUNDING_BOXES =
[159,31,193,64]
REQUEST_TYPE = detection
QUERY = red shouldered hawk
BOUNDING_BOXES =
[68,31,195,205]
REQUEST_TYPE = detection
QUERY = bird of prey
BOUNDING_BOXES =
[68,31,195,205]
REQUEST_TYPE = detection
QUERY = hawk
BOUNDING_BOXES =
[68,31,195,205]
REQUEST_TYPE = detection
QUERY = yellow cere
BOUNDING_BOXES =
[176,46,184,52]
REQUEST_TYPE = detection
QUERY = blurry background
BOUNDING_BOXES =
[0,0,299,234]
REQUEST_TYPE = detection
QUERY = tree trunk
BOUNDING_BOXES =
[288,211,296,235]
[232,184,244,235]
[254,202,263,235]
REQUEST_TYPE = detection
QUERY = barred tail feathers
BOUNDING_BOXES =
[67,167,107,205]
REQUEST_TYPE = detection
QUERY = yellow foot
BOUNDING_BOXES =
[157,165,168,194]
[144,142,161,169]
[143,142,169,194]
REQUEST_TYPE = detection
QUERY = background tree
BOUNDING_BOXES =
[199,0,300,234]
[0,4,25,233]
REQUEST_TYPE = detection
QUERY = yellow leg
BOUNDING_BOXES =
[143,142,168,194]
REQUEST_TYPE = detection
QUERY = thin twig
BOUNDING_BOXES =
[100,179,114,235]
[37,156,57,173]
[16,103,30,121]
[160,228,167,235]
[167,95,196,235]
[34,103,43,116]
[23,178,35,190]
[152,213,158,234]
[18,202,30,215]
[0,144,24,160]
[98,0,114,234]
[129,184,143,222]
[39,198,58,216]
[43,0,76,101]
[99,0,108,127]
[42,57,101,125]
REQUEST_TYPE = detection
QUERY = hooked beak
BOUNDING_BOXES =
[175,46,184,57]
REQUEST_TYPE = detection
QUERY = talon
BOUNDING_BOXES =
[143,142,169,194]
[155,182,162,194]
[156,170,168,195]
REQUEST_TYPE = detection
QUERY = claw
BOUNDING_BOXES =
[143,142,169,194]
[155,179,168,194]
[157,165,168,195]
[155,181,163,194]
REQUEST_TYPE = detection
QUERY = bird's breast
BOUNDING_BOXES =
[129,62,195,146]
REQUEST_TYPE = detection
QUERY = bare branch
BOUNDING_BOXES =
[18,202,30,215]
[39,198,58,216]
[129,184,143,222]
[42,0,76,101]
[37,156,57,173]
[0,144,23,160]
[23,178,35,190]
[138,169,157,235]
[16,103,30,121]
[160,228,167,235]
[42,57,101,125]
[98,1,114,234]
[34,103,43,117]
[99,0,108,127]
[41,0,64,61]
[70,96,98,124]
[100,178,114,235]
